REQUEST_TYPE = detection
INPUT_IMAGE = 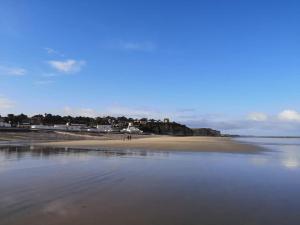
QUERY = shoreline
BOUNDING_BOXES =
[34,136,263,153]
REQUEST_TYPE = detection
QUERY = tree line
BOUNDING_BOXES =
[0,113,154,127]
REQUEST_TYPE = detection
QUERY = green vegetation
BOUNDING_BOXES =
[0,114,221,136]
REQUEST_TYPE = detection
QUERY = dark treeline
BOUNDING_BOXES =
[0,113,156,127]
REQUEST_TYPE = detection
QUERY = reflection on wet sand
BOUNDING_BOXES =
[0,139,300,225]
[239,138,300,169]
[0,145,169,160]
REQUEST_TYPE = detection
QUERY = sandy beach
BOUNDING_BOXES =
[36,136,261,153]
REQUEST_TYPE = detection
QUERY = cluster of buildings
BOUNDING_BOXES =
[0,115,171,134]
[30,123,143,134]
[32,122,144,133]
[31,122,144,134]
[31,123,114,132]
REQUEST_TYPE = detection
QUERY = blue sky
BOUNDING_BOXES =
[0,0,300,135]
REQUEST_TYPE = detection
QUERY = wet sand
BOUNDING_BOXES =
[36,136,261,153]
[1,140,300,225]
[0,131,89,142]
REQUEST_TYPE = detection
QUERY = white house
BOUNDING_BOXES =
[31,123,86,131]
[121,124,143,134]
[0,122,11,128]
[66,123,86,131]
[96,125,113,132]
[53,124,68,130]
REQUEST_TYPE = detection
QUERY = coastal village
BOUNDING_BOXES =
[0,114,221,136]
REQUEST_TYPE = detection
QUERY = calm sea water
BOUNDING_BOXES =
[0,138,300,225]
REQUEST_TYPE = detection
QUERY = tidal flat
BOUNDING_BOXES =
[0,138,300,225]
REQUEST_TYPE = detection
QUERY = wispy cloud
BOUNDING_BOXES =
[247,112,268,121]
[48,59,86,74]
[0,65,26,76]
[44,47,65,57]
[0,96,15,109]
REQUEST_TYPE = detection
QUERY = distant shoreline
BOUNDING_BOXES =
[236,136,300,138]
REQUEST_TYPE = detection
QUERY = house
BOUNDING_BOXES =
[121,123,143,134]
[53,123,86,131]
[96,125,113,132]
[53,124,68,130]
[0,119,11,128]
[32,123,87,131]
[66,123,86,131]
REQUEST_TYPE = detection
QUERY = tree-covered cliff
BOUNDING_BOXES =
[139,122,194,136]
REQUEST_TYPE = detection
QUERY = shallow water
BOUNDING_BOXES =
[0,138,300,225]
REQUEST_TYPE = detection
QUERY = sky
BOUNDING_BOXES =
[0,0,300,135]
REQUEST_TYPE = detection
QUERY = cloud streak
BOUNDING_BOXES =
[247,112,268,121]
[0,65,26,76]
[48,59,86,74]
[44,47,65,57]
